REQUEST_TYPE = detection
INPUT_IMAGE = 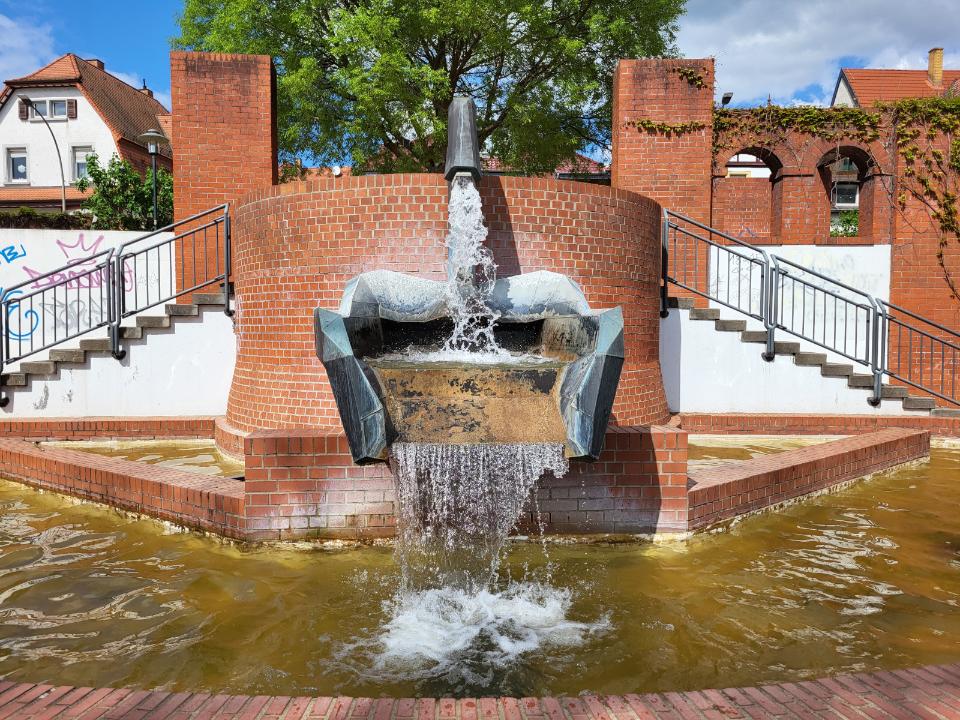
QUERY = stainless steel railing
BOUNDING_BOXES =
[0,205,231,406]
[662,209,959,407]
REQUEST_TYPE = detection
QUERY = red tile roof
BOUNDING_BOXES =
[0,186,92,204]
[1,54,171,159]
[840,68,960,106]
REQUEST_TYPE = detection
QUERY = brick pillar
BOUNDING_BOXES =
[170,52,277,293]
[611,58,714,223]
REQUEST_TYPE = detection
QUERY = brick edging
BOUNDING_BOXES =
[677,412,960,437]
[0,416,218,442]
[3,662,960,718]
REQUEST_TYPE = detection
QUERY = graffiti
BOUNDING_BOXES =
[42,298,107,334]
[0,245,26,265]
[2,289,41,341]
[21,233,134,292]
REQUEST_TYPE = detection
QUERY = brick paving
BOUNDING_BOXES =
[3,664,960,718]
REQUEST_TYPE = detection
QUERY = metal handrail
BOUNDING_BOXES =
[0,205,231,407]
[661,209,959,408]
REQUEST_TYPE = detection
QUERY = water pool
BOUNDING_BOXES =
[0,445,957,698]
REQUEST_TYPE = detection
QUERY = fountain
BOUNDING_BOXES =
[314,97,625,595]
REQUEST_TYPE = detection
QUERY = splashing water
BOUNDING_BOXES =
[444,176,501,354]
[390,442,567,592]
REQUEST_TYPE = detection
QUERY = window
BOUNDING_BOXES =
[73,146,93,181]
[7,149,28,182]
[831,182,859,208]
[29,99,69,120]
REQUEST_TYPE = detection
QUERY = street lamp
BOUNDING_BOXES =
[138,128,166,229]
[21,97,67,214]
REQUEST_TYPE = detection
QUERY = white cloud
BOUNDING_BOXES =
[0,13,55,83]
[677,0,960,105]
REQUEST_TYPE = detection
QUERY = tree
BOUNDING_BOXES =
[175,0,684,174]
[75,154,173,231]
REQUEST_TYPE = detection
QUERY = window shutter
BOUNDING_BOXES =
[67,99,77,119]
[18,101,28,121]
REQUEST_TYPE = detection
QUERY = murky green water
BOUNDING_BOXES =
[0,443,958,698]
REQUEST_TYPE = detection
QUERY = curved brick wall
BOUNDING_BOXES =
[226,174,667,435]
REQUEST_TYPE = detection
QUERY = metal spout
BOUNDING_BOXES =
[444,96,482,182]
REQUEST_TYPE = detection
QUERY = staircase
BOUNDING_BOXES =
[662,210,960,416]
[1,206,232,407]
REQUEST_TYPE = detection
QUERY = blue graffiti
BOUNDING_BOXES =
[0,244,26,265]
[1,289,40,340]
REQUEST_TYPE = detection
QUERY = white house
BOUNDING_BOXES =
[0,54,171,212]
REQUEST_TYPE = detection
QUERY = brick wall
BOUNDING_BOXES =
[677,412,960,437]
[227,174,669,434]
[712,177,771,242]
[687,428,930,529]
[242,426,687,541]
[170,52,277,294]
[0,438,245,538]
[0,416,216,442]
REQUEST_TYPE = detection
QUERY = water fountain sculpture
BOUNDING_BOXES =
[314,97,626,466]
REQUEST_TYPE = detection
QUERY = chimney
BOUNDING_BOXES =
[86,58,105,70]
[928,47,944,87]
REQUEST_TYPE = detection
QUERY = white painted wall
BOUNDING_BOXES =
[660,307,914,415]
[661,243,911,414]
[709,244,891,366]
[1,307,236,417]
[0,87,118,188]
[832,77,857,107]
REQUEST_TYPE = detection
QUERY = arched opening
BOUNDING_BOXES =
[714,148,783,243]
[816,146,880,241]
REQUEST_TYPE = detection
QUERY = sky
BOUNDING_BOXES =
[2,0,960,114]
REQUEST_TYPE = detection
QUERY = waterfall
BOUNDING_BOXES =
[444,176,501,354]
[390,441,568,592]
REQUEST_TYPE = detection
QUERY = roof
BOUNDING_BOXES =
[1,54,171,159]
[838,68,960,106]
[0,186,93,204]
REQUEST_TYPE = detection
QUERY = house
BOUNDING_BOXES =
[0,54,172,212]
[831,47,959,107]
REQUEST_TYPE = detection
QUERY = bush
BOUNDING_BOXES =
[76,153,173,231]
[830,209,859,237]
[0,207,92,230]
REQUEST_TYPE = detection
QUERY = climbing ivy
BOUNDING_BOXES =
[711,99,960,302]
[673,66,706,89]
[626,118,706,136]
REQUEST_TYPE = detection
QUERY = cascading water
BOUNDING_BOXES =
[443,176,500,354]
[391,441,568,592]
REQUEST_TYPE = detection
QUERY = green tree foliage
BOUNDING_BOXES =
[175,0,684,174]
[75,154,173,231]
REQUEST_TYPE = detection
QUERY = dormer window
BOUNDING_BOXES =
[27,99,74,121]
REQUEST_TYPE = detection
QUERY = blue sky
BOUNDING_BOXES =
[0,0,182,108]
[1,0,959,115]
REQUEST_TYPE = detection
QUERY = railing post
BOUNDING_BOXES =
[109,250,126,361]
[660,210,670,317]
[867,296,884,406]
[0,298,7,408]
[223,206,234,318]
[762,252,777,361]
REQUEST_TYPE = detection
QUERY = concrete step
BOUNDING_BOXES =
[79,338,112,353]
[715,319,748,332]
[848,374,875,389]
[689,308,721,321]
[881,385,909,399]
[192,293,226,305]
[121,326,143,340]
[20,361,56,375]
[821,363,854,378]
[903,396,937,411]
[741,330,767,343]
[795,352,827,367]
[1,373,27,387]
[48,349,86,364]
[931,407,960,417]
[774,341,801,355]
[165,304,199,317]
[137,315,171,329]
